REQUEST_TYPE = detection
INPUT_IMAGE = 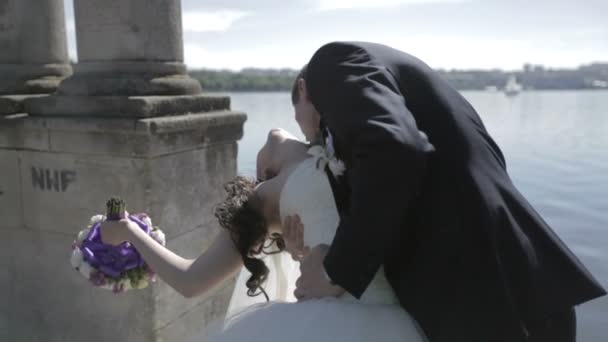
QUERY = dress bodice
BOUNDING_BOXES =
[279,148,399,305]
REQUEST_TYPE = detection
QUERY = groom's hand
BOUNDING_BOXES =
[283,215,310,261]
[294,244,346,301]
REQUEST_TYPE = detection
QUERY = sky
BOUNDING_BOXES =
[63,0,608,71]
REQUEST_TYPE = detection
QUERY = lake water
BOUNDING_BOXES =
[225,90,608,341]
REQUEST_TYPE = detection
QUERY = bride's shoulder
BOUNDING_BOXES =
[266,128,301,143]
[264,128,309,155]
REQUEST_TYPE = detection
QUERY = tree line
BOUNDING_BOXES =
[189,63,608,92]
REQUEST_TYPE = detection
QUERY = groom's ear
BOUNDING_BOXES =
[297,78,310,102]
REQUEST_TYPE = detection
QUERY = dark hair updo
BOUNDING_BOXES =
[214,176,285,300]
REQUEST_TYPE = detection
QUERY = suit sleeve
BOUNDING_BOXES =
[307,42,432,298]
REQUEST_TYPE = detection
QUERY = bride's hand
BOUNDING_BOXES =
[99,212,136,246]
[283,215,309,261]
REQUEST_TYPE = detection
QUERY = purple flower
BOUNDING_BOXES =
[89,270,107,286]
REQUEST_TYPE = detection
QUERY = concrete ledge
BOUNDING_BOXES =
[0,112,50,150]
[25,94,231,118]
[1,110,246,156]
[138,110,246,134]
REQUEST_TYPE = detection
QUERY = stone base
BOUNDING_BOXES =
[58,74,203,96]
[0,63,72,94]
[56,61,203,96]
[0,110,246,341]
[25,94,231,118]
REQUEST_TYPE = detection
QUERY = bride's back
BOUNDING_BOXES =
[258,128,400,305]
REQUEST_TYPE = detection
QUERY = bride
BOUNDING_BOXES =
[99,128,426,341]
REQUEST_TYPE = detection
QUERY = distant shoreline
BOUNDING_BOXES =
[189,63,608,92]
[203,88,608,94]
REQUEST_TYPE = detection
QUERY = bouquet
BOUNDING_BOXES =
[70,198,166,293]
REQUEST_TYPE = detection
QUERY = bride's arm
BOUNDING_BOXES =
[105,220,242,298]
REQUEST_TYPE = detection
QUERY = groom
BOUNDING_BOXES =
[289,42,606,342]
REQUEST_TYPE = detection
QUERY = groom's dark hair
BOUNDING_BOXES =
[291,64,308,105]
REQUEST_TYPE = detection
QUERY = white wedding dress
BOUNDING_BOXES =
[206,148,427,342]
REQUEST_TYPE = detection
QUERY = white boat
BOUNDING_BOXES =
[504,75,522,96]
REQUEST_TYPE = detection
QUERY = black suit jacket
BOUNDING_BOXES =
[305,41,606,341]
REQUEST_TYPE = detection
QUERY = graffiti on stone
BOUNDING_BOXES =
[31,167,77,192]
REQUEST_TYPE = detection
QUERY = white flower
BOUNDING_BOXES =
[134,279,149,289]
[328,158,345,177]
[120,278,132,291]
[150,229,166,246]
[101,282,114,291]
[307,145,346,176]
[307,145,325,158]
[70,248,83,268]
[77,228,90,242]
[89,215,105,225]
[78,262,93,278]
[142,216,153,228]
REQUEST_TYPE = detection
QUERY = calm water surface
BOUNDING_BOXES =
[225,90,608,341]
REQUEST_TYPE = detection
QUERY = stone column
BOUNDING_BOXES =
[26,0,217,117]
[1,1,247,341]
[0,0,72,116]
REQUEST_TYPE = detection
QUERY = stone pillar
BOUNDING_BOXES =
[26,0,211,116]
[0,6,72,338]
[0,0,72,116]
[1,1,247,341]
